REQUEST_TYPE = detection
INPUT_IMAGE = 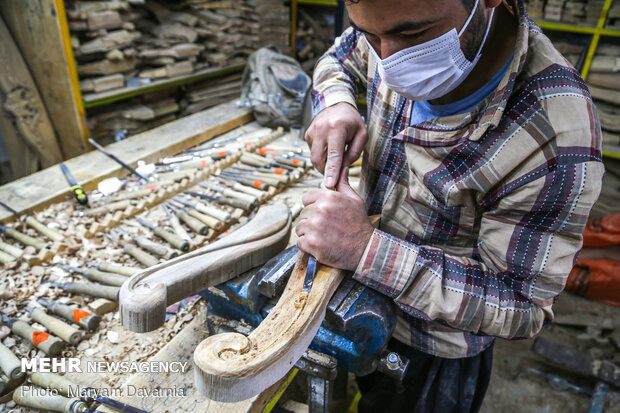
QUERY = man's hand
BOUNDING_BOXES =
[305,102,368,188]
[296,168,374,270]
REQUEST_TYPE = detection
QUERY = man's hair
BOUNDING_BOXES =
[345,0,476,10]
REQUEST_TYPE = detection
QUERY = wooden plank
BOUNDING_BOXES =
[0,0,87,158]
[0,100,253,223]
[0,14,64,168]
[97,308,289,413]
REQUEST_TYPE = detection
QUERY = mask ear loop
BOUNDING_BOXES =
[458,0,481,37]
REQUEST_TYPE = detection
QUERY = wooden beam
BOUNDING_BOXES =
[0,0,88,158]
[0,100,253,223]
[0,14,64,168]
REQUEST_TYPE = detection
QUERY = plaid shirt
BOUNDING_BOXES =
[311,0,604,358]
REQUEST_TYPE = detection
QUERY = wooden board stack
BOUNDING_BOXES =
[66,0,289,97]
[523,0,604,25]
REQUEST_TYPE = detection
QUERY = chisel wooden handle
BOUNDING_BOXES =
[0,240,24,258]
[230,182,267,200]
[193,203,231,223]
[136,237,177,259]
[177,211,208,235]
[274,156,306,168]
[154,227,189,252]
[97,262,141,277]
[240,154,269,168]
[0,342,24,380]
[124,244,159,267]
[221,188,259,205]
[253,171,289,184]
[13,386,85,413]
[11,321,64,356]
[168,215,192,243]
[83,200,130,216]
[83,269,128,287]
[24,217,63,242]
[47,302,101,331]
[30,309,82,345]
[247,174,282,188]
[60,282,119,301]
[231,177,270,191]
[0,250,15,264]
[215,195,256,212]
[189,210,224,231]
[5,228,47,250]
[30,372,77,398]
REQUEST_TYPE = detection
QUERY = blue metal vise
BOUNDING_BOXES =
[198,246,398,377]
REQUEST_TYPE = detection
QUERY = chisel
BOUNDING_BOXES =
[93,262,141,277]
[0,250,16,264]
[1,315,64,356]
[302,254,318,293]
[58,264,128,287]
[38,299,101,332]
[171,198,226,230]
[89,139,148,181]
[173,195,231,223]
[50,281,120,302]
[0,202,63,242]
[218,173,270,191]
[60,163,89,206]
[184,190,256,212]
[162,205,192,242]
[165,203,209,235]
[0,342,25,380]
[27,308,82,345]
[221,170,282,188]
[13,386,90,413]
[231,165,291,183]
[30,372,150,413]
[104,233,159,268]
[115,228,178,260]
[0,240,24,258]
[198,182,259,205]
[135,217,189,252]
[0,225,47,250]
[214,176,268,201]
[256,245,301,298]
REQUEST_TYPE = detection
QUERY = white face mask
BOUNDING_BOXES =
[364,0,495,101]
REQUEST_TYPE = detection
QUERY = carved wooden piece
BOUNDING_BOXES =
[120,204,291,333]
[193,253,344,402]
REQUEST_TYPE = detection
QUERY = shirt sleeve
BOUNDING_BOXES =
[353,160,604,339]
[311,26,370,116]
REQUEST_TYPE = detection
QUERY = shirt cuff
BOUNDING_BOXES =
[311,88,358,119]
[353,229,421,298]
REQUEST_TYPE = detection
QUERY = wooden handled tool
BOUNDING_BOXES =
[115,228,178,260]
[198,183,259,205]
[82,200,130,216]
[163,205,193,243]
[215,177,268,201]
[185,190,256,212]
[0,250,16,264]
[0,374,7,394]
[0,225,47,250]
[95,262,141,277]
[136,217,189,252]
[171,198,225,231]
[29,308,82,345]
[0,240,24,258]
[166,203,209,235]
[218,173,270,191]
[13,386,87,413]
[50,282,120,302]
[39,299,101,331]
[120,204,291,333]
[173,196,231,223]
[0,342,25,380]
[195,215,382,402]
[0,202,64,242]
[58,265,128,287]
[2,316,64,356]
[104,233,160,268]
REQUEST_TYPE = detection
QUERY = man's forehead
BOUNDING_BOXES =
[346,0,462,34]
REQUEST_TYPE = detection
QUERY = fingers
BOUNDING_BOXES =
[335,167,360,200]
[301,189,326,207]
[343,126,368,167]
[324,131,346,189]
[309,121,328,175]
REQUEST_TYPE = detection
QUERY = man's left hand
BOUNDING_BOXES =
[296,168,374,270]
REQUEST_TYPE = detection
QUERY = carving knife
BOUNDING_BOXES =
[60,163,89,206]
[0,201,64,242]
[88,138,148,181]
[302,255,318,293]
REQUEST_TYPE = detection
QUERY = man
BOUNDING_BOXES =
[296,0,604,411]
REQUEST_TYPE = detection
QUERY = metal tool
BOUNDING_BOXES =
[38,299,101,331]
[91,261,141,277]
[49,281,119,302]
[58,264,128,287]
[214,176,268,201]
[162,205,192,242]
[114,228,178,259]
[104,233,160,267]
[184,190,256,212]
[513,368,592,395]
[164,203,209,235]
[198,182,259,205]
[1,314,64,356]
[217,172,270,191]
[89,139,148,181]
[30,372,150,413]
[221,170,283,188]
[0,202,63,242]
[257,246,301,298]
[0,342,25,380]
[135,217,189,252]
[303,255,318,293]
[60,163,89,206]
[183,133,243,153]
[172,196,230,224]
[0,224,47,249]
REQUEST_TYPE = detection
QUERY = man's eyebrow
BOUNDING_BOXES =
[349,18,439,36]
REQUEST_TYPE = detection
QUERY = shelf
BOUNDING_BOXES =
[298,0,338,6]
[534,20,620,37]
[603,147,620,160]
[83,64,245,108]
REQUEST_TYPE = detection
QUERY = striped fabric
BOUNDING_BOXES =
[311,0,604,358]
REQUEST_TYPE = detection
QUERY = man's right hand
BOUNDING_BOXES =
[304,102,368,188]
